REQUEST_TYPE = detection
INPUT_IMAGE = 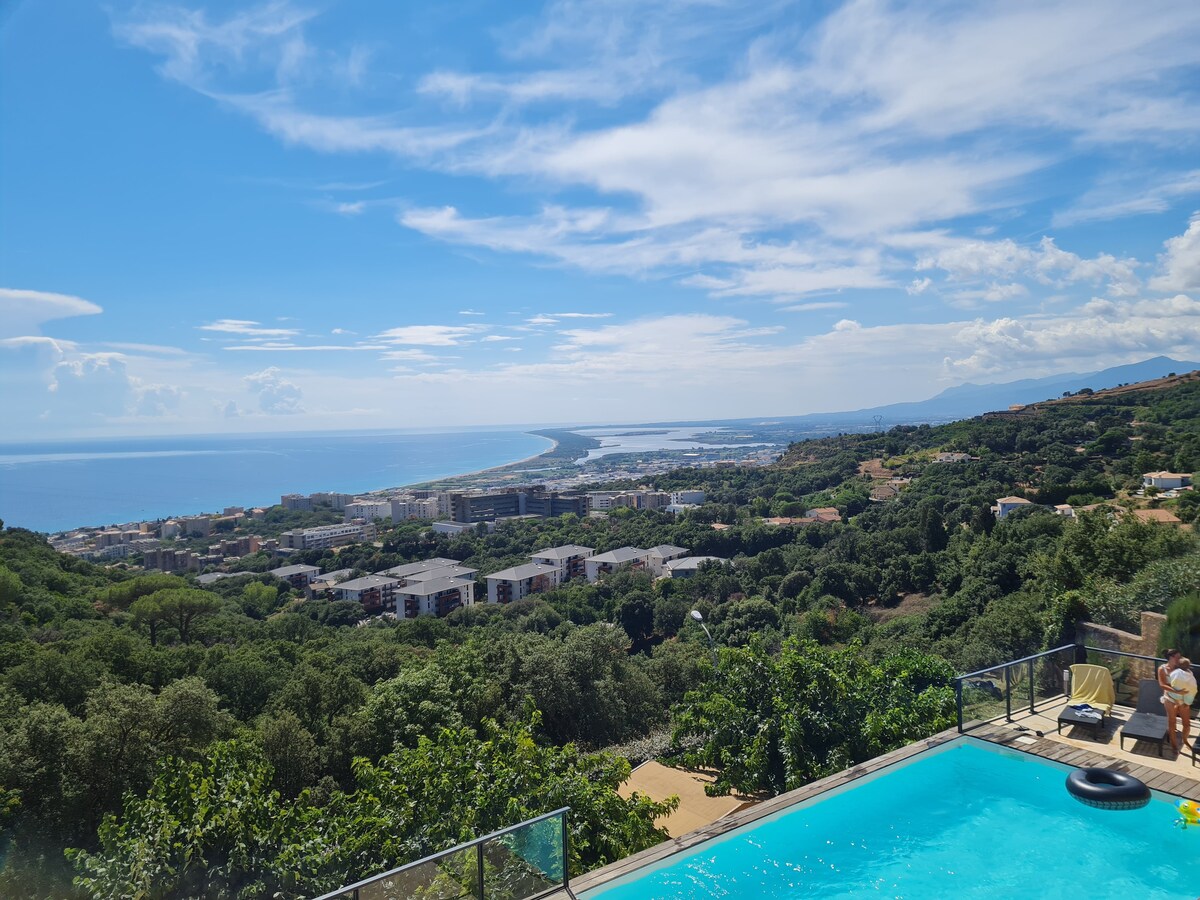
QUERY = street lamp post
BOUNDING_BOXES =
[690,609,718,671]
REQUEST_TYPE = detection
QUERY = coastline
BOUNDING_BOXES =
[6,429,567,535]
[364,431,562,496]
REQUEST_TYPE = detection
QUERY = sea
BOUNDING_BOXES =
[0,430,552,534]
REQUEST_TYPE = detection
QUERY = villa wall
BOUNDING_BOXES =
[1077,611,1166,689]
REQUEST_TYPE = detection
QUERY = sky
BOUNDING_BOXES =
[2,0,1200,440]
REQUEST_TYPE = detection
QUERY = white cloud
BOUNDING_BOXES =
[917,236,1141,300]
[1150,213,1200,292]
[480,335,518,342]
[906,277,932,295]
[458,309,486,316]
[222,342,388,351]
[200,319,301,337]
[375,325,479,346]
[378,348,438,361]
[119,2,1200,311]
[243,366,303,414]
[0,288,103,338]
[780,301,849,312]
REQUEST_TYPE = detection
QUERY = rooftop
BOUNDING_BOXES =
[590,546,648,564]
[334,575,399,591]
[531,544,594,559]
[995,496,1034,504]
[269,564,321,577]
[1132,508,1182,524]
[487,562,558,581]
[401,564,478,581]
[377,558,461,578]
[665,555,725,572]
[396,575,474,596]
[646,544,689,557]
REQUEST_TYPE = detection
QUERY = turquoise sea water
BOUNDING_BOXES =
[587,740,1193,900]
[0,430,551,533]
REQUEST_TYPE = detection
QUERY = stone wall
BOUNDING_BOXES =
[1077,611,1166,695]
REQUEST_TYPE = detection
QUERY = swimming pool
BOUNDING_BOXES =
[584,739,1192,899]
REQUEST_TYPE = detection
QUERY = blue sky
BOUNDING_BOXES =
[2,0,1200,439]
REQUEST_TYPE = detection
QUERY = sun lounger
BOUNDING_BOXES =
[1056,664,1115,736]
[1119,679,1169,757]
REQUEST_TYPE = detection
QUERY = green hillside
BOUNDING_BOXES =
[1,374,1198,897]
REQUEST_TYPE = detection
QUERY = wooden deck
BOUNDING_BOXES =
[563,721,1200,897]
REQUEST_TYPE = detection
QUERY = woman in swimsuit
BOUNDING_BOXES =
[1159,649,1182,753]
[1170,658,1197,753]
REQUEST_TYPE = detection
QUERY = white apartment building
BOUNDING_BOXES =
[392,497,440,520]
[670,490,706,505]
[644,544,690,576]
[664,556,727,578]
[280,521,376,550]
[584,547,649,583]
[334,575,400,613]
[530,544,594,582]
[395,576,475,618]
[585,491,624,512]
[486,563,560,604]
[311,492,354,511]
[344,500,395,523]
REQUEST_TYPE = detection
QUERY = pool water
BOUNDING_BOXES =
[586,740,1193,899]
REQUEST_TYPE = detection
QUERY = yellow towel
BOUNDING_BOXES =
[1070,664,1115,713]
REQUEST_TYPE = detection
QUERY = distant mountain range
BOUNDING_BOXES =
[733,356,1200,430]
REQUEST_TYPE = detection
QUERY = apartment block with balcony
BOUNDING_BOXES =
[279,521,376,550]
[395,575,475,618]
[486,562,560,604]
[584,547,649,583]
[644,544,690,576]
[269,563,322,591]
[333,575,400,614]
[530,544,594,582]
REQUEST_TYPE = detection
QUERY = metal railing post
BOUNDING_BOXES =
[955,678,963,733]
[561,811,570,894]
[1028,658,1035,714]
[476,842,485,900]
[1004,665,1012,722]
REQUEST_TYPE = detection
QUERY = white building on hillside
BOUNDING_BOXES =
[1143,471,1192,491]
[644,544,690,576]
[530,545,594,582]
[584,547,649,583]
[992,496,1035,520]
[486,562,560,604]
[664,556,727,578]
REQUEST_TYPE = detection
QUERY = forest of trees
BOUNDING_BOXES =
[1,378,1198,897]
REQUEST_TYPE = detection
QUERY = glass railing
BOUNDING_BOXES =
[954,645,1167,733]
[312,807,570,900]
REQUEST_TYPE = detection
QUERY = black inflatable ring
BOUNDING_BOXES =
[1066,767,1150,810]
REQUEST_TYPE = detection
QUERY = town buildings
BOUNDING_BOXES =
[450,489,587,523]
